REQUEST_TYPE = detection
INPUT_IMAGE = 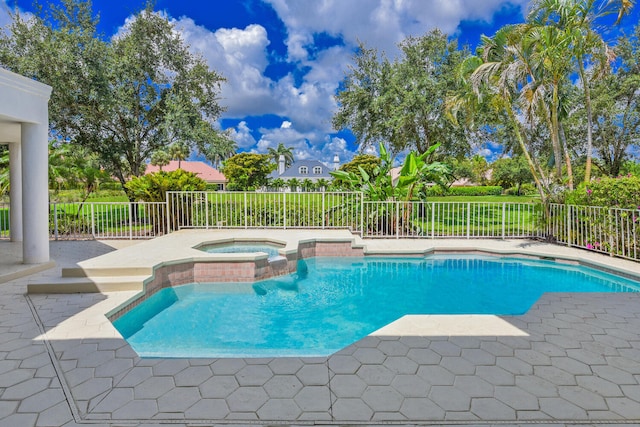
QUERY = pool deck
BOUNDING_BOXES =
[2,230,640,426]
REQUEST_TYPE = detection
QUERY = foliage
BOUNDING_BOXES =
[333,30,471,156]
[287,178,301,192]
[270,178,286,191]
[267,143,295,168]
[621,161,640,178]
[338,154,380,179]
[565,176,640,209]
[491,156,533,195]
[446,155,490,185]
[301,179,314,191]
[221,153,275,191]
[48,142,110,201]
[200,129,237,169]
[0,149,8,196]
[315,178,330,191]
[0,0,225,199]
[169,142,190,168]
[125,169,206,202]
[150,150,171,171]
[505,183,538,196]
[427,186,504,197]
[331,143,450,201]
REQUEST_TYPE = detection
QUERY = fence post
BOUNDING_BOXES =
[396,201,400,239]
[322,192,325,229]
[431,202,435,238]
[128,203,133,240]
[360,194,364,236]
[566,205,571,247]
[609,208,614,257]
[165,193,171,234]
[502,203,506,239]
[467,202,471,239]
[53,203,58,241]
[243,192,248,229]
[91,203,95,238]
[283,192,287,230]
[205,192,209,229]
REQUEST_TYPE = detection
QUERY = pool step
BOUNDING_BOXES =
[61,267,152,278]
[27,275,147,294]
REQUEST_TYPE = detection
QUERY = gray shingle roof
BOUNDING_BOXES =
[269,160,333,180]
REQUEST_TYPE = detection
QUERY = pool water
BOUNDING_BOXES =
[113,256,640,358]
[200,242,282,259]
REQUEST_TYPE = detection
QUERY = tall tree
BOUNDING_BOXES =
[169,142,190,169]
[469,25,553,202]
[528,0,634,183]
[333,30,471,156]
[0,1,225,201]
[220,153,274,191]
[200,129,237,169]
[267,143,294,168]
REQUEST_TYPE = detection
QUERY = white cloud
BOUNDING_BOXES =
[266,0,528,61]
[173,17,278,118]
[0,1,12,31]
[115,1,526,163]
[228,121,257,149]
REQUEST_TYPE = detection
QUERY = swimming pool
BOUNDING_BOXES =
[112,255,640,358]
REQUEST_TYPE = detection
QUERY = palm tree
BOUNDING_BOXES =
[169,142,190,169]
[271,178,285,192]
[203,130,237,169]
[150,150,171,171]
[268,143,294,168]
[315,178,330,192]
[302,178,314,192]
[287,178,301,193]
[469,25,552,202]
[528,0,633,183]
[0,150,9,196]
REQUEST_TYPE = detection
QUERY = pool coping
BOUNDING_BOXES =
[13,233,640,425]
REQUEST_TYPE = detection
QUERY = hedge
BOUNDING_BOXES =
[426,185,503,197]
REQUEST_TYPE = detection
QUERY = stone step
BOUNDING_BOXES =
[61,267,152,278]
[27,275,147,293]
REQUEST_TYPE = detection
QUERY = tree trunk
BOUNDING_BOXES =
[559,122,574,190]
[550,86,564,181]
[580,61,594,183]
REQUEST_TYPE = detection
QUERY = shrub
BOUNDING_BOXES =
[427,186,503,197]
[504,183,537,196]
[566,176,640,209]
[125,170,207,202]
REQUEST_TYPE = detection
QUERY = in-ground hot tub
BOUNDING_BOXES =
[198,240,284,260]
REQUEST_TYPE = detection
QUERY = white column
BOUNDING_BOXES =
[8,141,23,242]
[21,122,49,264]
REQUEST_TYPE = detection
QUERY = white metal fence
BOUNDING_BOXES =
[49,201,167,240]
[0,202,8,240]
[0,194,638,262]
[547,204,639,261]
[361,201,541,238]
[166,191,363,230]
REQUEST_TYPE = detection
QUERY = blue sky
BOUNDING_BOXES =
[2,0,638,165]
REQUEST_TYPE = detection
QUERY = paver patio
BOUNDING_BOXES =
[1,234,640,426]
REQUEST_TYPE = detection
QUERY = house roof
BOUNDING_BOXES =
[145,161,227,183]
[269,159,333,180]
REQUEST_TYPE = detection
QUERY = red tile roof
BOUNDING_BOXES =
[145,161,227,183]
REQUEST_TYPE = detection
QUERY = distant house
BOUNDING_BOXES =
[145,160,227,189]
[268,155,339,191]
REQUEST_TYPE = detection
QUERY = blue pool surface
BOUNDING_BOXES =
[200,242,282,259]
[113,256,640,358]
